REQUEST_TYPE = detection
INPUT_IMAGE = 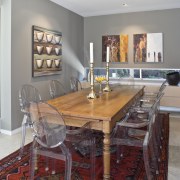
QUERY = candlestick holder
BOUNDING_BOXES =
[103,62,112,92]
[87,63,98,99]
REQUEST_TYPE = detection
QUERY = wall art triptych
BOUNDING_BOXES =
[32,26,62,77]
[102,35,128,63]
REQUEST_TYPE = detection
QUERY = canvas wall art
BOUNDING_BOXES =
[133,33,163,63]
[32,26,62,77]
[102,35,128,63]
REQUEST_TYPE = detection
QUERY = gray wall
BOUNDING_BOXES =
[84,9,180,69]
[10,0,84,130]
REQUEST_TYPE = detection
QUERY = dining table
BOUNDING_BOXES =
[47,85,144,179]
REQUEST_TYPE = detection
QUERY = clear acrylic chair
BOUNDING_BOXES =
[29,101,96,180]
[18,84,42,159]
[49,80,66,98]
[29,101,72,179]
[111,105,159,179]
[70,77,83,92]
[111,91,163,161]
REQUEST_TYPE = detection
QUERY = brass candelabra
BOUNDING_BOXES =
[87,63,98,99]
[103,62,112,92]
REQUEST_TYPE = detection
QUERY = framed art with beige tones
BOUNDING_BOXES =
[102,35,128,63]
[32,26,62,77]
[133,33,163,63]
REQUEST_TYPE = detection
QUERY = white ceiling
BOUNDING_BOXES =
[50,0,180,17]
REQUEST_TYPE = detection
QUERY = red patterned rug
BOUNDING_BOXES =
[0,113,169,180]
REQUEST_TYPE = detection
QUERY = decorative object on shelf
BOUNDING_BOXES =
[133,33,163,63]
[54,59,61,68]
[36,32,44,42]
[36,59,44,69]
[36,45,44,54]
[54,35,61,44]
[55,47,60,55]
[46,46,52,55]
[32,25,62,77]
[103,46,112,92]
[166,71,180,86]
[95,76,107,94]
[102,34,128,63]
[87,42,98,99]
[46,34,53,43]
[46,59,53,68]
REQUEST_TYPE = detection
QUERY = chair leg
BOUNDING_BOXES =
[18,115,29,159]
[90,137,96,180]
[61,143,72,180]
[30,140,37,180]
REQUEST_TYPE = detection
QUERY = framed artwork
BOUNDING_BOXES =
[32,26,62,77]
[133,33,163,63]
[102,35,128,63]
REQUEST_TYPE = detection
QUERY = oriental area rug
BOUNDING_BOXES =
[0,113,169,180]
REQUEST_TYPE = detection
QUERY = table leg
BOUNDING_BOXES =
[103,133,111,180]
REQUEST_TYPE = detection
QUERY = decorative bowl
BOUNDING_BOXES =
[166,72,180,86]
[54,59,61,68]
[46,59,53,68]
[36,59,44,69]
[46,46,52,55]
[54,36,61,44]
[46,34,53,43]
[55,47,60,55]
[36,32,44,42]
[36,45,44,54]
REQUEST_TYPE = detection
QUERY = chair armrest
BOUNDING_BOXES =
[118,121,149,128]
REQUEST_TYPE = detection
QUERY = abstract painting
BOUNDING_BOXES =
[32,26,62,77]
[133,33,163,63]
[102,35,128,62]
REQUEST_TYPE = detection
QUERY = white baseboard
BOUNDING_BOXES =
[0,127,21,136]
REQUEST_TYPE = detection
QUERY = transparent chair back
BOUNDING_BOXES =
[159,80,167,92]
[49,80,66,98]
[70,77,82,92]
[143,80,166,99]
[29,102,72,179]
[18,84,41,159]
[19,84,41,113]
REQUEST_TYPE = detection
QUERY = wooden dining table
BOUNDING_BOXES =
[47,85,144,179]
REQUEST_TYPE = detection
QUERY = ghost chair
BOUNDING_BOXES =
[29,101,72,179]
[49,80,66,99]
[29,101,96,180]
[18,84,42,159]
[70,77,83,92]
[111,92,163,164]
[111,105,159,180]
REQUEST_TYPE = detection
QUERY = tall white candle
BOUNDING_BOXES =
[90,42,93,63]
[106,46,110,63]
